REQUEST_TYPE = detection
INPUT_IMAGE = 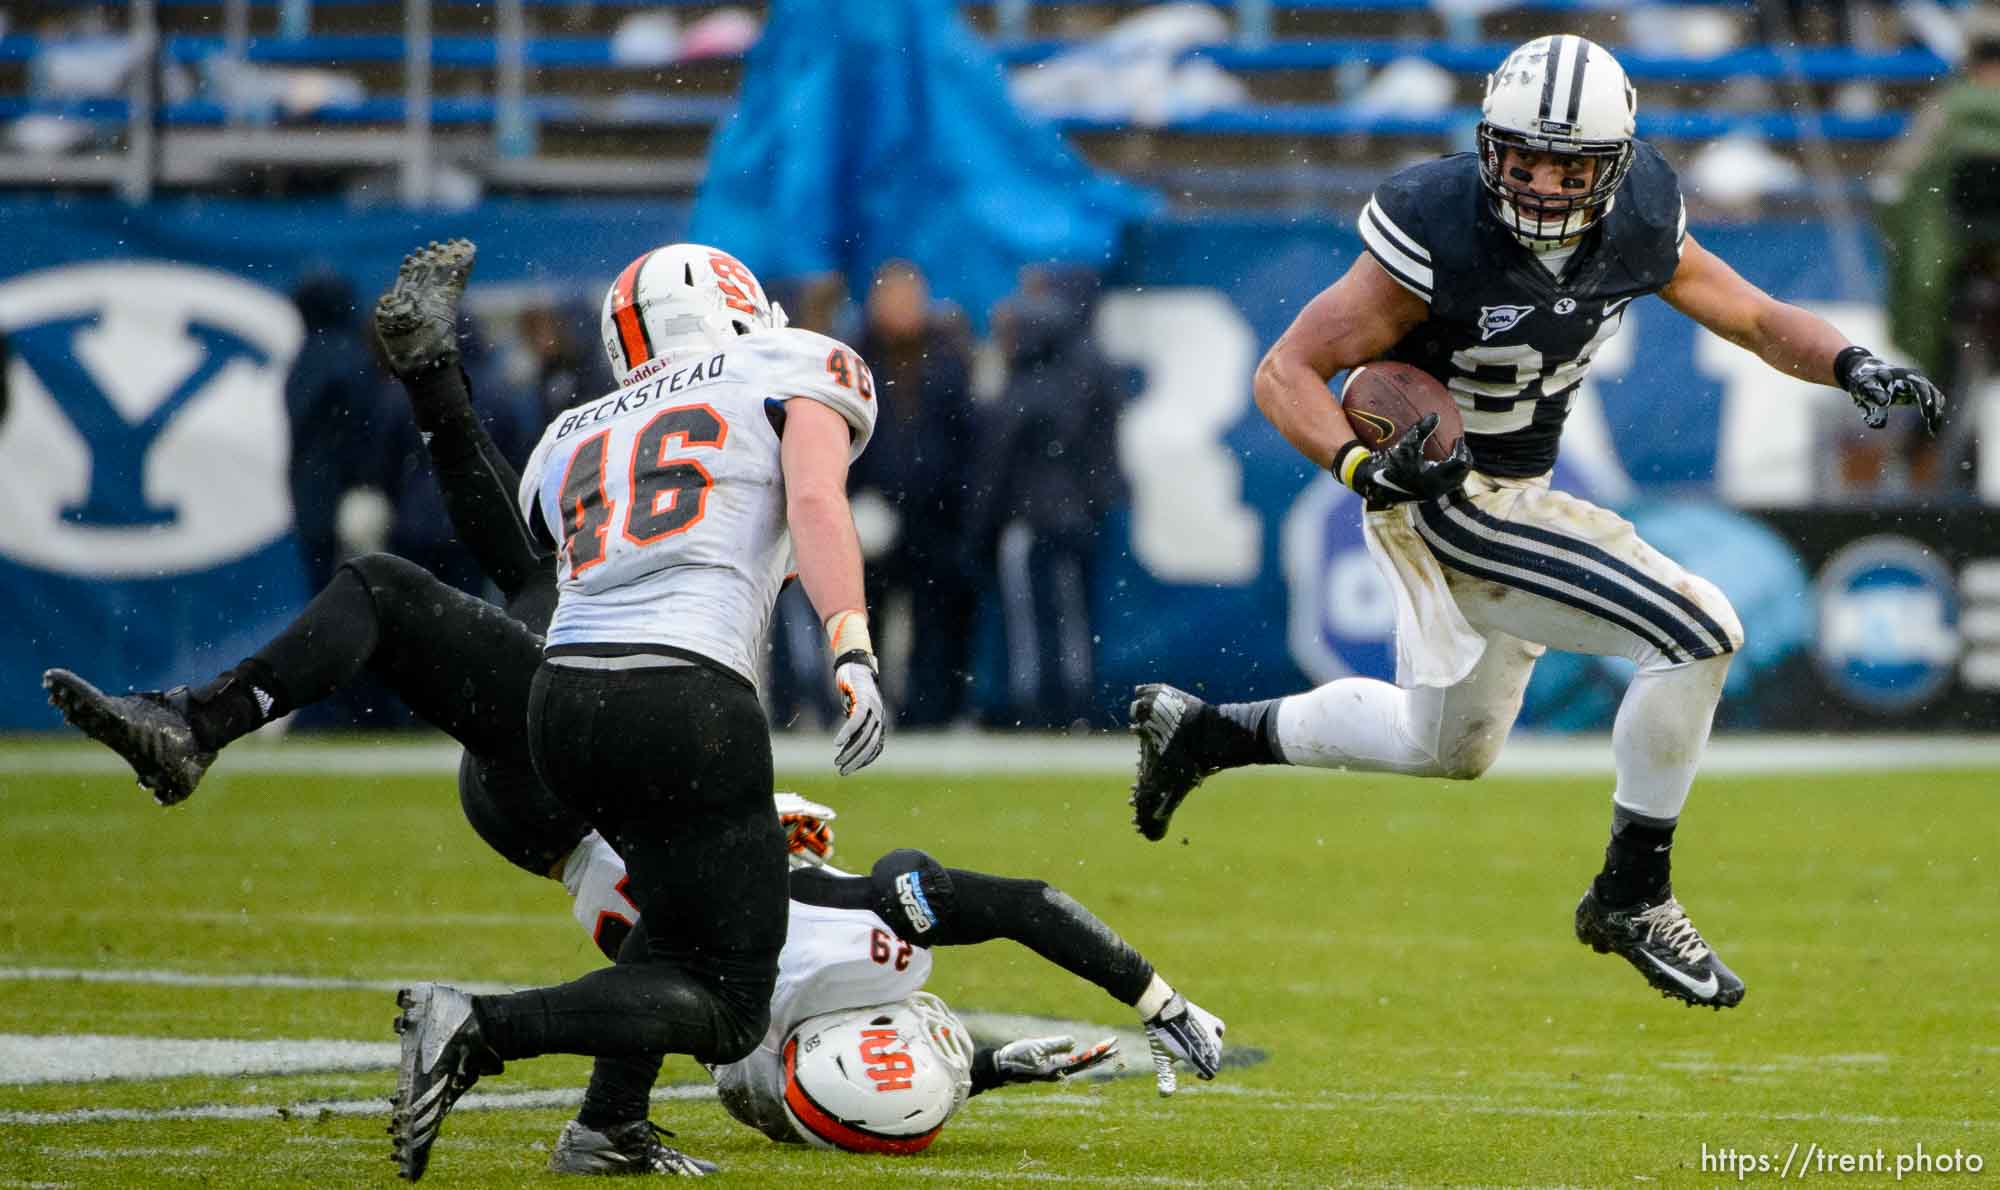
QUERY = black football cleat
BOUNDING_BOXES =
[43,668,215,806]
[390,983,503,1182]
[548,1119,718,1177]
[1576,886,1745,1009]
[374,238,476,377]
[1128,683,1218,842]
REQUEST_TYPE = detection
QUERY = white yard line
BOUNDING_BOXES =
[0,1083,716,1126]
[0,967,519,996]
[5,732,1999,778]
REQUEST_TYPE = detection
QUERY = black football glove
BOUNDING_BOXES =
[1836,346,1944,435]
[1334,413,1471,507]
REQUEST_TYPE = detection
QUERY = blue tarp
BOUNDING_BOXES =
[689,0,1158,325]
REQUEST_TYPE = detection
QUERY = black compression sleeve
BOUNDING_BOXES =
[932,868,1155,1007]
[787,866,875,910]
[968,1046,1004,1097]
[794,858,1156,1007]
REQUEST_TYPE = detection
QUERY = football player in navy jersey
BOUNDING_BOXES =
[1128,35,1943,1011]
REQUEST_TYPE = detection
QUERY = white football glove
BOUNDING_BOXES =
[773,791,836,869]
[992,1035,1120,1084]
[1143,992,1225,1096]
[833,655,886,776]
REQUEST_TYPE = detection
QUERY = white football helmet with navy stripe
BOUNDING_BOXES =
[1477,35,1637,242]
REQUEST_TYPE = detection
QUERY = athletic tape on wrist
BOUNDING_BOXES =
[825,610,874,664]
[1134,973,1176,1021]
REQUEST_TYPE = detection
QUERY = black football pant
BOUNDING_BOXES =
[471,661,785,1076]
[195,353,591,879]
[214,551,590,878]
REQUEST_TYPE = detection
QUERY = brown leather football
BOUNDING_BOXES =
[1339,362,1464,462]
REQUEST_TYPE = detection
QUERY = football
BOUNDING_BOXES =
[1339,362,1464,462]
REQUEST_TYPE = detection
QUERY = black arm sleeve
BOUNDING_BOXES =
[399,363,555,603]
[968,1046,1004,1097]
[786,865,876,911]
[863,849,1156,1008]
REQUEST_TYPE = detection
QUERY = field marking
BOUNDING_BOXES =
[0,1034,397,1086]
[0,967,518,997]
[6,732,2000,778]
[0,1083,715,1126]
[0,908,560,929]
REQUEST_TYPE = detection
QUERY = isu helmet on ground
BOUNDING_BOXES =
[599,242,788,379]
[1477,35,1637,242]
[780,993,975,1154]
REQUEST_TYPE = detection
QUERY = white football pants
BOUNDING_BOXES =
[1275,474,1742,822]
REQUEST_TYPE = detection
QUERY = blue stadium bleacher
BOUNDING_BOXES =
[0,0,1958,202]
[0,30,1928,84]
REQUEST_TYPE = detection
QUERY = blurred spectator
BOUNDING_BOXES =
[370,320,540,596]
[968,268,1127,729]
[1872,4,2000,493]
[518,300,607,420]
[284,270,379,591]
[850,261,979,726]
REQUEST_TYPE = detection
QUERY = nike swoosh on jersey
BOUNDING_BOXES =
[1638,950,1719,999]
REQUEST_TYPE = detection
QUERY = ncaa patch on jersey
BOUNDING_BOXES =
[1478,304,1535,341]
[1813,536,1960,713]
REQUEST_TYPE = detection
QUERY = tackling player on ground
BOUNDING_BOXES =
[45,240,1224,1175]
[1127,35,1943,1011]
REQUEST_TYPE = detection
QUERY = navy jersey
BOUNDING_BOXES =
[1356,141,1686,477]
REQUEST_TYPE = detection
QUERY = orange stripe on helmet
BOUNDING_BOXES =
[782,1038,941,1155]
[609,250,656,370]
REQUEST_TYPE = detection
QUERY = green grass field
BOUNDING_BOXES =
[1,743,1994,1188]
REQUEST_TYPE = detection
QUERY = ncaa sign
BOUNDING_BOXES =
[0,262,302,578]
[1813,536,1960,713]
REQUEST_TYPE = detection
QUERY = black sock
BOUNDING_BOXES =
[1191,698,1286,770]
[577,1053,666,1130]
[184,659,290,752]
[1593,807,1676,907]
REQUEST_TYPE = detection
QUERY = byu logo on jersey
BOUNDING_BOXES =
[1478,304,1535,341]
[1554,298,1577,315]
[0,262,303,577]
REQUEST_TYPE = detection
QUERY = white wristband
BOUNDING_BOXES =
[1134,973,1176,1021]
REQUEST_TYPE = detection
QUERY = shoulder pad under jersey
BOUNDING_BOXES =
[747,327,878,458]
[1359,153,1483,305]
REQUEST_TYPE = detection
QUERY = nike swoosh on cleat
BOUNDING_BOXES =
[1637,950,1719,1000]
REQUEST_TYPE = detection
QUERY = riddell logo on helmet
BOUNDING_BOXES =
[857,1028,916,1092]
